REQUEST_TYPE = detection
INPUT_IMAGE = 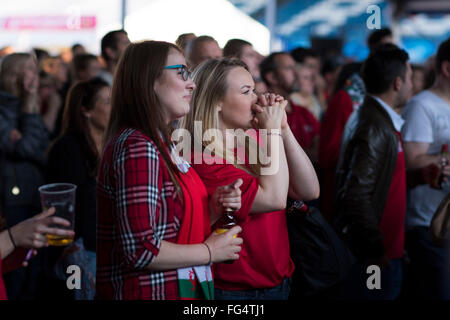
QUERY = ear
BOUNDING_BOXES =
[104,47,116,61]
[265,71,278,87]
[216,102,223,112]
[81,106,91,119]
[441,60,450,78]
[393,76,403,92]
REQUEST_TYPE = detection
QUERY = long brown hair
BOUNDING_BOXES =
[105,40,183,190]
[60,77,110,177]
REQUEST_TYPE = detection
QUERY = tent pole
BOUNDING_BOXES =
[265,0,277,52]
[121,0,127,29]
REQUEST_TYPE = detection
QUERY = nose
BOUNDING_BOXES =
[186,77,196,91]
[251,91,258,104]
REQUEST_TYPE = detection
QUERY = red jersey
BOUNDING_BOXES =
[0,257,6,300]
[318,90,354,218]
[192,161,295,291]
[287,101,320,150]
[379,131,406,259]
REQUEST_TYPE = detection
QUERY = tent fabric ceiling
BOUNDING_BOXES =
[227,0,450,63]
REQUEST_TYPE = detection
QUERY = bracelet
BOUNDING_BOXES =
[7,228,16,249]
[266,131,282,137]
[203,243,212,265]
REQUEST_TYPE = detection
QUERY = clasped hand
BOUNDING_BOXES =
[251,92,288,130]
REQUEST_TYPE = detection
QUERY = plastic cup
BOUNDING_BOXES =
[38,183,76,246]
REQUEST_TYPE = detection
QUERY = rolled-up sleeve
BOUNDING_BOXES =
[113,138,162,270]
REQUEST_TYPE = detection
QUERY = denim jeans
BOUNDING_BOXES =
[54,238,96,300]
[214,278,291,300]
[339,258,403,300]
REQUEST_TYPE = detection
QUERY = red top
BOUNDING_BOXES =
[318,90,354,218]
[379,131,406,259]
[318,90,354,169]
[192,161,295,291]
[0,256,6,300]
[287,101,320,150]
[177,167,210,245]
[96,128,209,300]
[0,247,30,301]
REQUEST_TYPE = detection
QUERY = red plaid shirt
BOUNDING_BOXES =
[96,128,186,300]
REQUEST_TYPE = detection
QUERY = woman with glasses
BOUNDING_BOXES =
[96,41,243,300]
[180,58,320,300]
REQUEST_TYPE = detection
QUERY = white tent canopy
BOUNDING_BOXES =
[125,0,270,55]
[0,0,270,55]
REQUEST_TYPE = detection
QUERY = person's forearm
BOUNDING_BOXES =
[145,240,210,271]
[0,230,15,259]
[282,126,320,201]
[406,153,439,170]
[252,132,289,213]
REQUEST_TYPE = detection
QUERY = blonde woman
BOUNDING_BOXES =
[180,58,319,300]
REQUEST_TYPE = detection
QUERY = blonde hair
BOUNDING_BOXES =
[180,58,262,176]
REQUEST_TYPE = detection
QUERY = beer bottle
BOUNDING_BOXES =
[437,144,449,188]
[215,207,237,264]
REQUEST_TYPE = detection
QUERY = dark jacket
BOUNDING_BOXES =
[46,133,97,252]
[333,95,398,261]
[0,90,49,219]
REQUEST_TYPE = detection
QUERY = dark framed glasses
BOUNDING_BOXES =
[163,64,191,81]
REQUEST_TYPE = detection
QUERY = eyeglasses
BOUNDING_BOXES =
[163,64,191,81]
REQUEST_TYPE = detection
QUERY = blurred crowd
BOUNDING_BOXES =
[0,26,449,301]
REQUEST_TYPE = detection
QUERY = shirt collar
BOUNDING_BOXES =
[159,131,191,174]
[171,145,190,174]
[370,95,404,132]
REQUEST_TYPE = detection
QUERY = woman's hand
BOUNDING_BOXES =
[257,92,284,107]
[9,207,74,249]
[211,179,243,214]
[9,129,22,145]
[251,92,284,115]
[204,225,243,263]
[253,100,287,130]
[210,179,243,223]
[252,92,287,130]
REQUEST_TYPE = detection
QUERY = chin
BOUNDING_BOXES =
[179,104,190,116]
[240,121,253,131]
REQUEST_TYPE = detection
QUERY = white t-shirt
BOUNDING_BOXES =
[401,90,450,229]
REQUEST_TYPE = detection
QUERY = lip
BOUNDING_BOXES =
[183,95,192,102]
